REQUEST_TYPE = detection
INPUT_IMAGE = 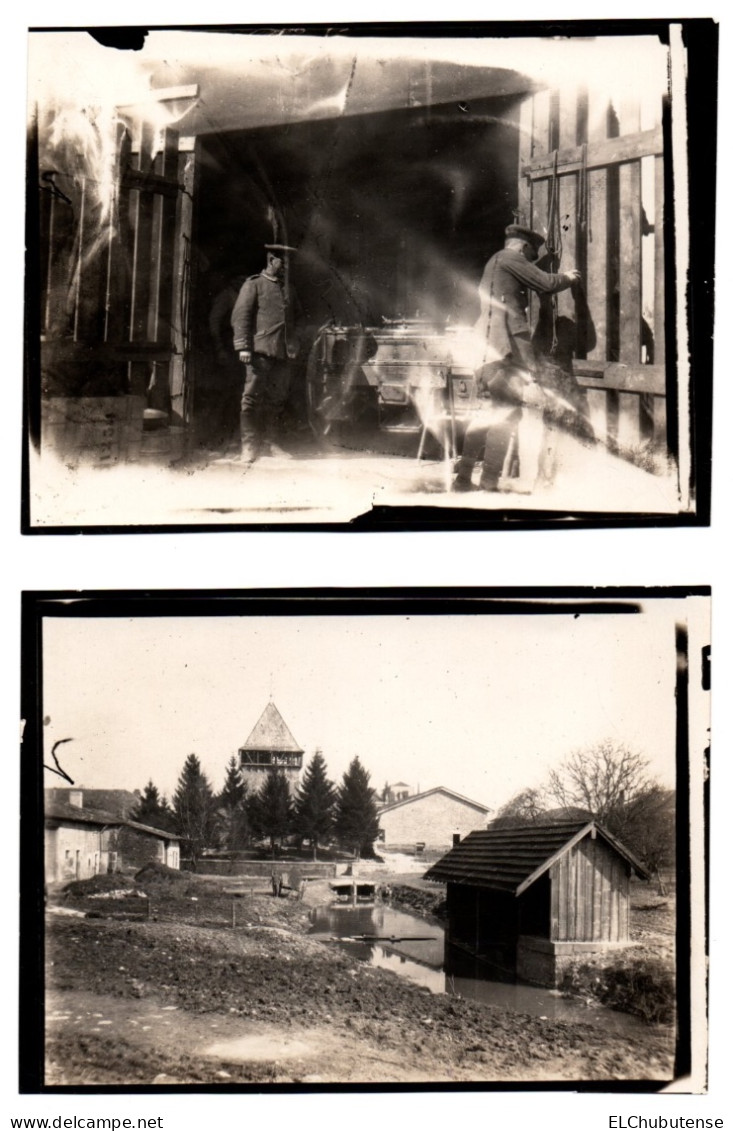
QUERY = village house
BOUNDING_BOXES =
[44,790,180,885]
[425,820,649,986]
[378,786,491,852]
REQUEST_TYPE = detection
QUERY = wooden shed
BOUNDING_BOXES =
[425,820,649,986]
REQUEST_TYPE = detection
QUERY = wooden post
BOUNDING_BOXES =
[617,99,643,453]
[557,87,579,322]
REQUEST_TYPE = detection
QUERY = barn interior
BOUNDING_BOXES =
[189,93,524,448]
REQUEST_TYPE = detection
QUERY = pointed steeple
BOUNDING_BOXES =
[240,702,304,753]
[238,702,304,795]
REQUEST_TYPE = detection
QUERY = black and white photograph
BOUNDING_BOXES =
[22,589,708,1091]
[24,21,715,530]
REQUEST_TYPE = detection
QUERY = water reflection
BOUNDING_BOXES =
[309,902,651,1036]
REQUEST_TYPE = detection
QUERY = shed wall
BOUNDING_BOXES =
[549,835,630,942]
[117,827,168,870]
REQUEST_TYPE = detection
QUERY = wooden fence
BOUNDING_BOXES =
[518,86,667,460]
[39,112,191,458]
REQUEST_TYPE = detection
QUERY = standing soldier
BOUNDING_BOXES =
[454,224,581,494]
[231,244,300,462]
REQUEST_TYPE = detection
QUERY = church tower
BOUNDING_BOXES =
[238,701,304,795]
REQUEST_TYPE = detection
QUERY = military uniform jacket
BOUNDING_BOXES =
[231,272,296,358]
[475,248,573,362]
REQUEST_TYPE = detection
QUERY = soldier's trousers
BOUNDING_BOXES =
[240,354,291,453]
[454,404,522,488]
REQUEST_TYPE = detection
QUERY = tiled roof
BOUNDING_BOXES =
[425,821,648,893]
[240,702,303,753]
[45,800,124,828]
[378,786,490,816]
[45,788,140,818]
[45,801,178,840]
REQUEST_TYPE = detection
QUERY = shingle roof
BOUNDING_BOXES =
[425,821,648,893]
[239,702,303,753]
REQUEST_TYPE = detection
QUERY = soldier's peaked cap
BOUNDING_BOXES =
[265,243,298,253]
[505,224,545,250]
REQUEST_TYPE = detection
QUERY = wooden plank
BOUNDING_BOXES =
[531,90,551,159]
[617,390,642,451]
[74,174,118,343]
[129,120,156,342]
[620,870,629,940]
[516,96,534,226]
[527,91,551,332]
[71,176,86,341]
[580,842,588,941]
[585,88,610,361]
[618,97,642,367]
[619,160,642,363]
[523,126,663,179]
[150,127,180,345]
[586,387,608,443]
[104,123,133,345]
[585,841,594,942]
[650,394,667,447]
[169,150,196,427]
[654,154,666,368]
[550,861,560,941]
[557,852,568,940]
[120,169,180,199]
[557,88,579,321]
[568,851,575,941]
[574,360,665,395]
[42,185,70,330]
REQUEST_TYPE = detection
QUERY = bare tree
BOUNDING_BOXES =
[490,786,548,828]
[547,740,674,869]
[547,740,653,826]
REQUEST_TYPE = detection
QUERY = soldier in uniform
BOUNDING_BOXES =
[454,223,581,493]
[231,244,300,462]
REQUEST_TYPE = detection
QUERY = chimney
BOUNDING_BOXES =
[68,789,83,808]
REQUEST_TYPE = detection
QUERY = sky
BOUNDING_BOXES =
[39,595,702,810]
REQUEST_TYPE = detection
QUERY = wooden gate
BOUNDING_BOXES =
[517,85,667,464]
[38,91,196,462]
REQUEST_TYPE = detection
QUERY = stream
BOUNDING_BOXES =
[309,902,650,1037]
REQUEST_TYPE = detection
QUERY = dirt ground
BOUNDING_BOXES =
[43,871,677,1087]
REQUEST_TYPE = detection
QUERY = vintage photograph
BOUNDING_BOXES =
[22,589,709,1090]
[24,22,715,529]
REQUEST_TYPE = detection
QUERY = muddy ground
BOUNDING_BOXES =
[43,869,677,1087]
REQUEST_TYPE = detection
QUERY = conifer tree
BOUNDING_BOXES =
[334,756,380,859]
[172,753,217,869]
[294,749,336,860]
[249,769,292,855]
[131,779,176,832]
[217,756,250,852]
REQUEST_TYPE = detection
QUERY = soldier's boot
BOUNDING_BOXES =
[239,408,262,463]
